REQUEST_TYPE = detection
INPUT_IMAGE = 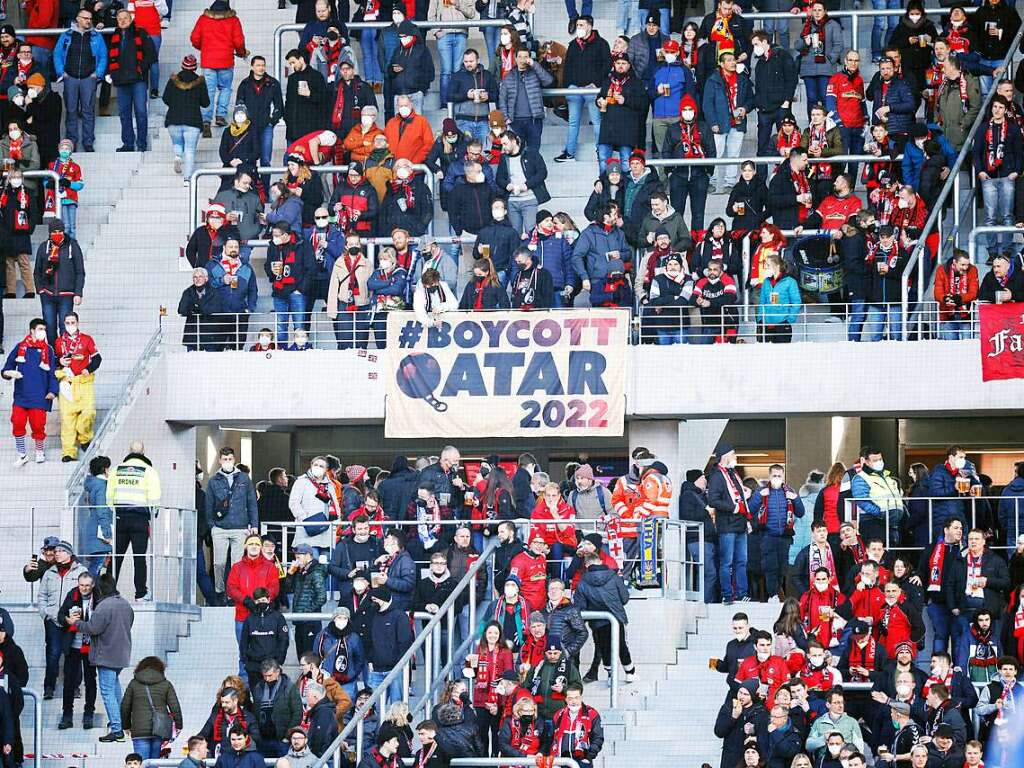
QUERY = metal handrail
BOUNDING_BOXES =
[65,321,164,505]
[148,760,580,768]
[646,153,902,168]
[311,539,499,768]
[22,689,41,768]
[188,163,434,233]
[901,22,1024,339]
[968,225,1022,266]
[27,171,63,221]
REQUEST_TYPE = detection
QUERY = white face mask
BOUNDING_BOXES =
[896,684,913,697]
[222,461,236,472]
[10,178,21,188]
[33,328,47,341]
[908,13,921,22]
[258,334,272,345]
[492,209,505,221]
[898,198,909,209]
[681,108,695,122]
[756,650,770,662]
[9,129,20,140]
[361,115,375,127]
[396,167,410,180]
[953,456,966,470]
[576,26,588,38]
[234,112,246,124]
[310,465,326,478]
[770,477,783,489]
[398,105,412,118]
[753,44,767,58]
[26,88,39,99]
[871,461,885,472]
[273,234,289,245]
[664,53,677,63]
[500,33,511,44]
[380,260,395,272]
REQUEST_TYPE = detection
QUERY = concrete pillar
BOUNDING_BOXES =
[677,419,729,478]
[628,417,728,512]
[785,417,862,486]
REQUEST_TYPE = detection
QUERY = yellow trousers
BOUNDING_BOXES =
[58,372,95,458]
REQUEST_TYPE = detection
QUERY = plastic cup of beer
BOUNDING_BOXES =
[736,201,746,215]
[955,475,970,495]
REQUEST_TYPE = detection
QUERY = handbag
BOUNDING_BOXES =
[145,685,174,741]
[302,512,330,537]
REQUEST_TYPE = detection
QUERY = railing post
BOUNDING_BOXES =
[609,615,620,709]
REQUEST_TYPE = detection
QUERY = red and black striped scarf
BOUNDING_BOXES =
[109,29,145,73]
[986,119,1007,175]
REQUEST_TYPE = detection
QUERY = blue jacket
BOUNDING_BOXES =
[926,460,978,531]
[367,267,409,308]
[265,196,304,236]
[53,24,108,79]
[384,549,416,611]
[533,232,574,290]
[303,224,347,278]
[749,485,805,536]
[755,275,801,326]
[901,134,956,190]
[367,603,414,670]
[205,469,259,530]
[81,475,113,555]
[2,344,58,410]
[213,749,264,768]
[651,62,697,119]
[571,223,630,283]
[206,258,259,314]
[999,477,1024,542]
[702,70,754,134]
[870,76,915,135]
[312,623,366,684]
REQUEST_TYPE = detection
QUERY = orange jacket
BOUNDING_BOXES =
[641,470,672,519]
[933,259,978,321]
[611,477,645,538]
[383,113,433,165]
[342,124,384,163]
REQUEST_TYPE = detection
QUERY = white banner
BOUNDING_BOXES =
[384,310,628,438]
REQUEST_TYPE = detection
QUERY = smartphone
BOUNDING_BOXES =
[31,554,38,563]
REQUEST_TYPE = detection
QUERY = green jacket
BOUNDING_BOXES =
[527,655,581,719]
[120,663,184,737]
[251,673,303,743]
[285,562,327,614]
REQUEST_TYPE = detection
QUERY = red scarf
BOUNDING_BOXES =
[508,718,541,754]
[966,550,984,592]
[551,705,598,759]
[777,129,801,154]
[679,121,704,158]
[682,40,699,70]
[1,185,31,231]
[801,15,828,62]
[867,239,900,269]
[15,333,51,369]
[211,708,250,744]
[922,667,952,699]
[343,253,362,309]
[792,169,810,222]
[368,748,398,768]
[390,178,415,209]
[221,254,241,279]
[985,120,1007,175]
[927,538,949,592]
[415,743,437,768]
[717,464,750,519]
[721,69,740,126]
[808,124,833,179]
[844,534,868,564]
[499,46,514,79]
[757,486,796,534]
[471,277,486,310]
[938,76,970,122]
[7,135,22,160]
[575,30,594,50]
[847,636,877,681]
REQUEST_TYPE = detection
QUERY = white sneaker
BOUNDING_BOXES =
[160,17,169,27]
[13,454,28,467]
[35,451,46,463]
[625,671,636,684]
[173,156,182,174]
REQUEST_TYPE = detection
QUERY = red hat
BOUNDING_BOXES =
[629,149,647,165]
[181,54,198,71]
[206,202,226,219]
[662,39,680,54]
[679,93,699,115]
[605,157,622,172]
[346,464,367,484]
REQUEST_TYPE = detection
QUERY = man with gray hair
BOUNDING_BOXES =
[303,682,338,757]
[178,266,224,351]
[418,446,466,515]
[251,658,302,758]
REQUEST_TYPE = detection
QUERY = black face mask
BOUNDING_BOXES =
[327,28,340,41]
[521,714,534,725]
[348,247,361,256]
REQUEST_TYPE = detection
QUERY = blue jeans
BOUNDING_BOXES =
[803,76,829,121]
[133,737,163,759]
[168,124,201,179]
[618,0,636,35]
[64,75,98,149]
[565,90,602,157]
[482,26,499,70]
[235,619,246,680]
[871,0,900,57]
[635,7,670,35]
[62,203,78,240]
[361,29,383,83]
[97,667,123,732]
[273,291,307,343]
[977,57,1002,95]
[598,144,632,167]
[865,304,903,341]
[982,176,1015,251]
[116,81,149,149]
[82,554,106,578]
[717,532,748,602]
[939,319,971,340]
[437,33,467,106]
[196,539,218,604]
[657,328,686,345]
[928,602,954,655]
[762,533,790,596]
[40,294,75,346]
[839,125,866,182]
[44,620,64,692]
[367,668,405,708]
[202,67,234,123]
[564,0,592,18]
[511,117,543,151]
[457,119,490,147]
[847,298,867,341]
[687,541,718,603]
[149,35,161,92]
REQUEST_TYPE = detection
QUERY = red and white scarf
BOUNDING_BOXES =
[15,333,51,369]
[809,543,837,586]
[721,69,740,126]
[985,120,1007,175]
[927,538,949,592]
[717,464,750,519]
[679,121,704,159]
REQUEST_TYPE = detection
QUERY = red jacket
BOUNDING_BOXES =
[735,654,790,707]
[878,600,913,657]
[508,550,547,612]
[471,644,515,707]
[799,586,846,649]
[190,9,246,70]
[529,498,578,548]
[226,554,281,621]
[54,332,98,376]
[849,583,886,632]
[826,70,867,129]
[25,0,59,49]
[133,0,165,37]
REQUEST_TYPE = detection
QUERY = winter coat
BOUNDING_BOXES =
[596,73,648,146]
[226,554,282,622]
[475,220,520,272]
[663,115,717,179]
[563,32,611,88]
[869,75,915,136]
[206,469,259,531]
[448,180,495,236]
[573,564,629,627]
[384,549,416,611]
[571,222,630,284]
[973,116,1023,177]
[383,113,434,165]
[178,284,223,349]
[239,603,290,668]
[528,656,582,719]
[651,62,697,119]
[678,479,716,544]
[756,275,801,326]
[235,73,285,133]
[707,464,750,535]
[120,661,184,737]
[306,698,339,757]
[367,602,414,670]
[212,187,263,243]
[999,477,1024,542]
[285,67,331,142]
[314,622,366,684]
[53,24,108,79]
[34,237,85,298]
[496,147,550,204]
[459,278,510,310]
[585,171,626,221]
[325,252,372,314]
[498,62,554,121]
[38,560,88,623]
[387,28,435,95]
[926,460,980,532]
[626,29,668,81]
[698,11,754,62]
[450,65,498,121]
[265,193,304,236]
[768,158,807,230]
[435,703,481,757]
[726,175,768,231]
[533,232,574,289]
[219,124,259,174]
[970,0,1021,60]
[250,673,303,744]
[796,18,843,77]
[377,459,419,520]
[108,24,157,86]
[703,69,754,134]
[638,209,692,253]
[265,234,314,298]
[378,176,433,236]
[715,702,768,768]
[542,598,587,657]
[201,705,260,755]
[935,74,982,150]
[77,592,134,669]
[81,475,113,555]
[752,46,798,112]
[289,474,339,549]
[190,8,246,69]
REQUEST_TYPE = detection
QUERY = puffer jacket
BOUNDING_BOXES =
[542,597,587,657]
[284,561,327,614]
[205,469,259,531]
[533,232,574,290]
[573,564,629,628]
[498,61,554,120]
[120,660,184,738]
[434,703,481,758]
[38,560,88,623]
[571,222,630,285]
[163,71,211,129]
[251,672,302,744]
[190,7,247,70]
[226,554,282,622]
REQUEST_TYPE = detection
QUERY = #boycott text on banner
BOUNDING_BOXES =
[385,309,628,438]
[980,302,1024,382]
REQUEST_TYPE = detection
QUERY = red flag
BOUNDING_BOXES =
[979,302,1024,381]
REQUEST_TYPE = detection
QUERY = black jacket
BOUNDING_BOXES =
[496,148,551,205]
[186,222,241,268]
[752,46,798,112]
[284,66,331,142]
[943,547,1010,614]
[971,0,1021,60]
[474,220,520,272]
[664,118,717,178]
[219,124,260,173]
[239,604,290,667]
[109,24,156,86]
[840,223,871,301]
[509,263,555,309]
[434,704,481,758]
[678,479,717,544]
[235,73,285,133]
[459,278,510,310]
[331,75,377,138]
[448,181,495,236]
[542,598,587,657]
[585,172,626,222]
[596,73,648,149]
[26,92,62,168]
[714,702,768,768]
[768,158,805,230]
[707,464,750,535]
[726,175,768,232]
[306,698,339,757]
[376,459,419,520]
[163,71,211,129]
[979,268,1024,303]
[573,564,629,627]
[328,534,383,596]
[34,237,85,297]
[387,27,435,96]
[367,603,414,670]
[378,176,433,237]
[562,32,612,88]
[449,66,498,120]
